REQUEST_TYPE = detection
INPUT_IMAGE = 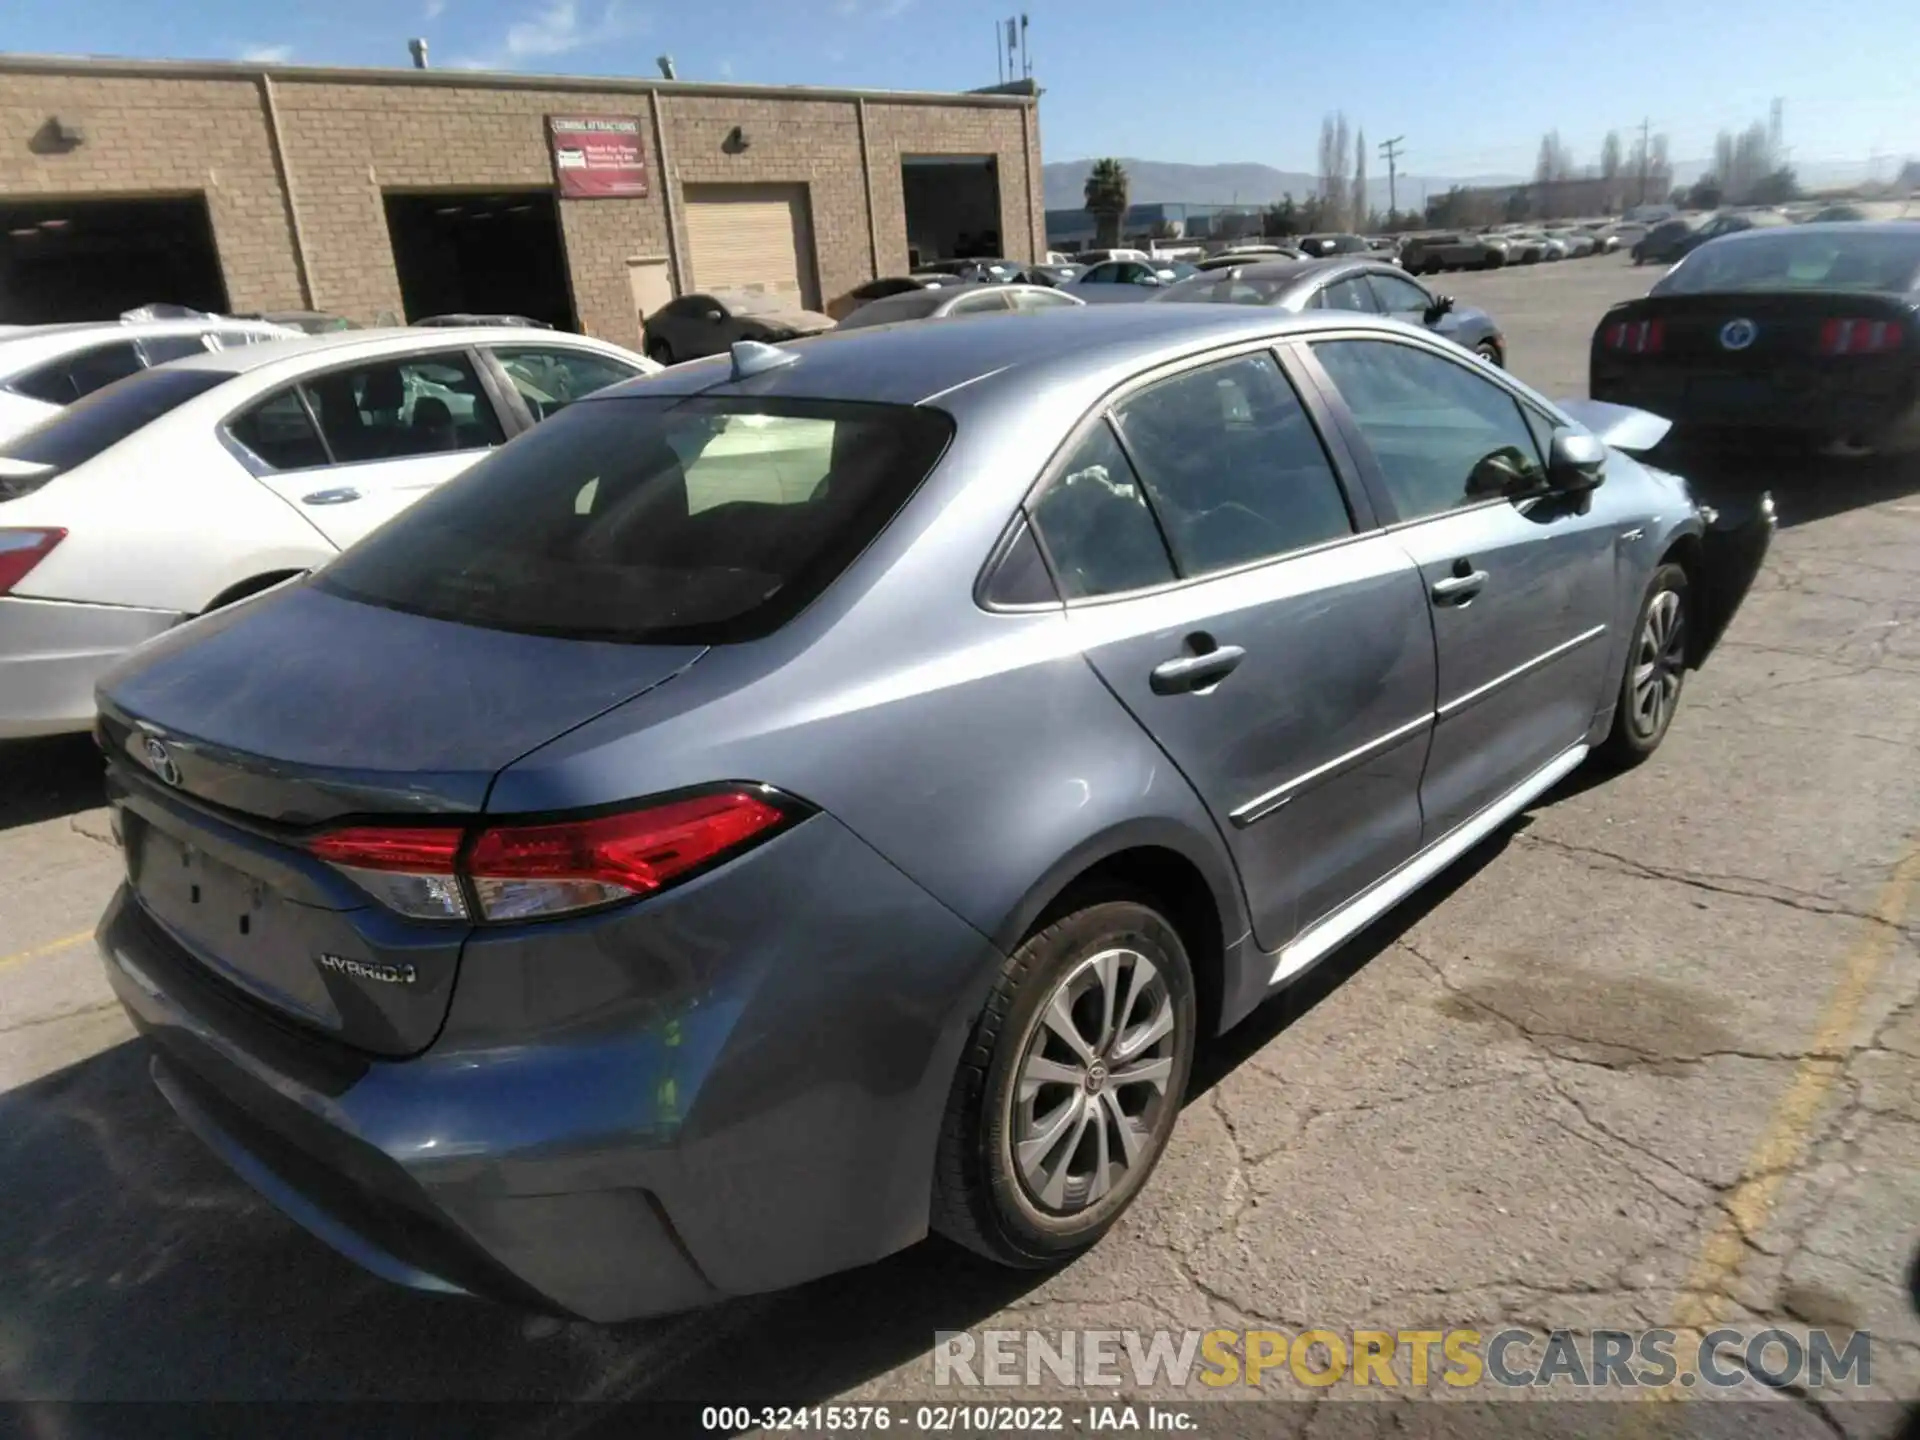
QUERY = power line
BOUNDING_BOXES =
[1378,135,1405,215]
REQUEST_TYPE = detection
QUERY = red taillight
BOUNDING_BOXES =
[307,827,464,872]
[307,825,468,921]
[0,528,66,596]
[468,792,790,922]
[1818,318,1905,356]
[305,789,796,923]
[1603,318,1664,355]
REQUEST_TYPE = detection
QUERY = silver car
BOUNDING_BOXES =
[94,305,1771,1320]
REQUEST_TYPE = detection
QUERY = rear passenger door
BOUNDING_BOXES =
[1298,334,1617,840]
[226,350,508,548]
[1028,347,1437,960]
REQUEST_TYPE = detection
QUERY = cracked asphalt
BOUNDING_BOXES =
[1,255,1916,1436]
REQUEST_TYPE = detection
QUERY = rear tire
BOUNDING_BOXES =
[1598,564,1690,768]
[931,893,1197,1267]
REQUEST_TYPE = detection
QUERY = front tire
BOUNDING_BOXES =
[932,895,1197,1267]
[1598,563,1690,767]
[1474,341,1503,368]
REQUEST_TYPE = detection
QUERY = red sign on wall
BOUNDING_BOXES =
[547,116,650,199]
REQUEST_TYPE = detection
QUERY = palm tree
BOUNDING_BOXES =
[1084,158,1130,249]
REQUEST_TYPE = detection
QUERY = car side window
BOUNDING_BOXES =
[10,342,145,405]
[1366,273,1433,320]
[1319,276,1377,312]
[1082,263,1114,283]
[490,346,641,421]
[1111,352,1354,577]
[1029,420,1175,599]
[1312,339,1547,523]
[230,388,331,471]
[299,353,505,462]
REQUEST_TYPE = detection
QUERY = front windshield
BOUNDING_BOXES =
[1657,230,1920,294]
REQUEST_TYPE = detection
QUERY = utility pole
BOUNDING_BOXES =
[1378,135,1405,218]
[1637,116,1651,207]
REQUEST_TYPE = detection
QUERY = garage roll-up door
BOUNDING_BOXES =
[683,183,819,310]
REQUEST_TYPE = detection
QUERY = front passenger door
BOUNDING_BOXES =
[1029,349,1436,957]
[1301,336,1617,840]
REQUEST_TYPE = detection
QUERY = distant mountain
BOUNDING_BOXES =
[1042,155,1893,214]
[1041,158,1520,214]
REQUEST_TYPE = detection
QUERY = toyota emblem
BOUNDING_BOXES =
[1719,317,1758,351]
[142,736,181,786]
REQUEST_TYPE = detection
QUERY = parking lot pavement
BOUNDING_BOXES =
[1,255,1916,1431]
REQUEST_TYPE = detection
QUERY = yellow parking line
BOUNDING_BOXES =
[1648,845,1920,1404]
[0,928,96,974]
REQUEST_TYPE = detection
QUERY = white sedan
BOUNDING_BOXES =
[0,326,657,739]
[0,316,297,445]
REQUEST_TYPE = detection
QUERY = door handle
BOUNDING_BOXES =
[301,486,362,505]
[1431,569,1489,603]
[1150,645,1246,696]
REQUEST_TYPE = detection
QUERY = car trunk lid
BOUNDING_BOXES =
[97,582,705,1056]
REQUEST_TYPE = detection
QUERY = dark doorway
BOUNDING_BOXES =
[901,156,1003,268]
[384,191,576,330]
[0,196,228,323]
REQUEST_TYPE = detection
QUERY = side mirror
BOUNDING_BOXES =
[1546,427,1607,494]
[1423,294,1456,323]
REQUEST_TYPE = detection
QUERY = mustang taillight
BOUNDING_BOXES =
[1602,318,1665,355]
[1818,318,1905,356]
[305,789,799,923]
[0,528,67,596]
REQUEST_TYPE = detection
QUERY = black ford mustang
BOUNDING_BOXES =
[1591,222,1920,453]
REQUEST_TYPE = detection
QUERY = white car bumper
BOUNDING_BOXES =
[0,595,183,739]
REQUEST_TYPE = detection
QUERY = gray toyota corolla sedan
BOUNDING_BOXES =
[93,305,1772,1322]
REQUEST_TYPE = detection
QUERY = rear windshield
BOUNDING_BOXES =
[1658,230,1920,295]
[0,366,231,484]
[317,395,955,644]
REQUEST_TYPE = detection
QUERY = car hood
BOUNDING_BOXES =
[741,309,835,336]
[96,581,706,824]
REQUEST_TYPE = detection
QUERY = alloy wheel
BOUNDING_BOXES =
[1631,589,1686,738]
[1011,947,1179,1215]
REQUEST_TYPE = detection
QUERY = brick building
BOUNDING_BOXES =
[0,55,1045,348]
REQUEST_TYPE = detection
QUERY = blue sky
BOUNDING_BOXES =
[10,0,1917,181]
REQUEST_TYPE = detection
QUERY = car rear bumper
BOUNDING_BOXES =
[1593,370,1920,446]
[0,596,182,739]
[99,811,1004,1322]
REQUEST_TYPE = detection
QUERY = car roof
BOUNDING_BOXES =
[156,326,621,381]
[603,304,1419,413]
[0,317,293,371]
[1702,219,1918,247]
